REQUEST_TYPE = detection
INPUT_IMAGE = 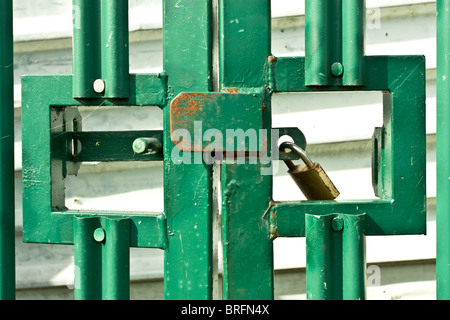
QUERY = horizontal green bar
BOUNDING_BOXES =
[60,129,304,162]
[272,55,422,92]
[54,211,167,248]
[269,200,418,236]
[69,130,163,162]
[22,73,168,107]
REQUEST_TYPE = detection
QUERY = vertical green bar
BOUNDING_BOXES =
[342,214,366,300]
[219,0,271,88]
[102,218,130,300]
[219,0,273,300]
[221,164,273,299]
[436,0,450,300]
[72,0,101,98]
[305,214,342,300]
[332,0,342,72]
[163,0,213,93]
[305,0,341,86]
[0,0,15,300]
[163,0,214,300]
[74,217,102,300]
[74,217,130,300]
[342,0,366,86]
[101,0,130,98]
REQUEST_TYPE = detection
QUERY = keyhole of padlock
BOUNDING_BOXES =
[279,141,340,200]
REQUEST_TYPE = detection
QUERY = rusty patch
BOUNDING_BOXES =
[222,87,239,93]
[170,92,217,152]
[170,91,265,153]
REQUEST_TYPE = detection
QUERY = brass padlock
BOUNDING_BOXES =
[280,141,339,200]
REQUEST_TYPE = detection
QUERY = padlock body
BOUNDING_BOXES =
[288,162,340,200]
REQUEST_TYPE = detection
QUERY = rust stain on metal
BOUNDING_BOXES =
[170,92,217,152]
[222,87,239,93]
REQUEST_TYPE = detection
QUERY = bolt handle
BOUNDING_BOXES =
[132,137,162,155]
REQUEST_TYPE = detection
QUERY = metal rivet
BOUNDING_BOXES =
[93,79,105,93]
[93,228,106,242]
[331,62,344,77]
[331,217,344,231]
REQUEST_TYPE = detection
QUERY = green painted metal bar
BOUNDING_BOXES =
[305,0,328,86]
[101,218,131,300]
[64,130,164,162]
[21,74,168,246]
[305,214,342,300]
[221,163,274,300]
[305,0,342,86]
[219,0,273,300]
[342,214,366,300]
[74,217,102,300]
[436,0,450,300]
[331,0,343,75]
[269,54,426,239]
[305,213,366,300]
[72,0,101,98]
[74,217,131,300]
[342,0,366,86]
[270,200,391,237]
[219,0,271,88]
[101,0,130,98]
[0,0,15,300]
[163,0,214,300]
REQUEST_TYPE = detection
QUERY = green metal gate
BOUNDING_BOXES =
[0,0,449,300]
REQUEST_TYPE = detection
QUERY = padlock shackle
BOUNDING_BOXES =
[279,141,314,168]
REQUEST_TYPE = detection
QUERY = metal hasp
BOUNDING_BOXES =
[436,0,450,300]
[20,0,426,300]
[0,0,15,300]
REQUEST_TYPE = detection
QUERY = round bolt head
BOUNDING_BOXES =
[132,137,162,155]
[331,62,344,77]
[93,79,105,93]
[132,138,149,154]
[93,228,106,242]
[331,217,344,231]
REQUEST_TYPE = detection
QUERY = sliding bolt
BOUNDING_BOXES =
[132,137,162,155]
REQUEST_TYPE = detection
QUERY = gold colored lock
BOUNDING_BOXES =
[280,141,340,200]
